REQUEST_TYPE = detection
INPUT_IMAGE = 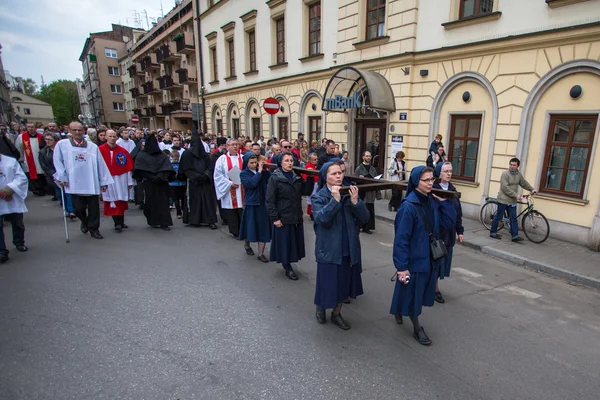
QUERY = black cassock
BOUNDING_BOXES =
[178,135,217,225]
[132,135,175,227]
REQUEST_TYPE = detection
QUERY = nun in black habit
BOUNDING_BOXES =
[177,133,218,229]
[133,134,175,230]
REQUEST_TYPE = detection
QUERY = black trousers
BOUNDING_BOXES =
[226,208,243,238]
[170,185,187,216]
[389,188,403,210]
[0,213,25,256]
[134,183,144,206]
[111,215,125,227]
[27,173,46,196]
[71,194,101,232]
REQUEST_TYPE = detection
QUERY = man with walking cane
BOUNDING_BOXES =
[0,153,29,262]
[53,122,113,240]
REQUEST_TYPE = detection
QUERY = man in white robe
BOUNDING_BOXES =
[53,122,113,240]
[116,128,137,200]
[0,153,29,262]
[213,139,244,238]
[100,130,134,232]
[15,122,46,196]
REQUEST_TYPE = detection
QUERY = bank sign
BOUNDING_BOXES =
[324,93,362,110]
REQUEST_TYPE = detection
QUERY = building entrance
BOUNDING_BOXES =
[355,119,386,175]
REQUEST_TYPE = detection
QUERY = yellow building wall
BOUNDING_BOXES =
[524,72,600,228]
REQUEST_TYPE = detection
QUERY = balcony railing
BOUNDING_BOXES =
[177,68,197,84]
[131,87,141,98]
[144,106,157,117]
[159,44,180,63]
[140,54,159,72]
[159,104,172,116]
[142,80,158,94]
[175,31,195,54]
[159,74,175,90]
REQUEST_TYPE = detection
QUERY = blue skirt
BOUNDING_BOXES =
[389,266,437,317]
[270,223,305,264]
[314,256,364,309]
[239,205,271,243]
[438,246,454,280]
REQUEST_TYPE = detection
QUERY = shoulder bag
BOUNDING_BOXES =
[415,204,448,261]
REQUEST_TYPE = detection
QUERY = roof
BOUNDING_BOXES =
[10,90,52,106]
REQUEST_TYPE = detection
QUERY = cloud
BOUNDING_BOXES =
[0,0,164,84]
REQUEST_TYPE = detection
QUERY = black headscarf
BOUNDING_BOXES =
[143,134,162,155]
[178,132,211,182]
[133,134,175,180]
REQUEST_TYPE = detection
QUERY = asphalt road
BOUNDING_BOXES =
[1,196,599,400]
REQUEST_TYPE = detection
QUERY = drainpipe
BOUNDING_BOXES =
[194,0,208,134]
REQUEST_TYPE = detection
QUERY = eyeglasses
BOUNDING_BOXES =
[283,146,292,148]
[420,178,436,183]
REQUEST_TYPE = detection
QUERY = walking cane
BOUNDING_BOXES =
[60,186,70,243]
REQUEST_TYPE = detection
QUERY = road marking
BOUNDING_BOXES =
[453,267,483,278]
[496,285,541,299]
[378,242,393,248]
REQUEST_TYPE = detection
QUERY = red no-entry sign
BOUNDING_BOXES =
[263,97,280,115]
[131,115,139,123]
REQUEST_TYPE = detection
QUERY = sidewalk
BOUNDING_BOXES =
[373,200,600,290]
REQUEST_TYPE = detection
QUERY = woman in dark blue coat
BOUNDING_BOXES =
[390,166,456,346]
[266,153,306,280]
[239,153,271,262]
[433,162,464,303]
[312,162,370,330]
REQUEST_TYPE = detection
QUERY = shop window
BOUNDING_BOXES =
[308,2,321,56]
[232,118,240,138]
[308,116,322,144]
[448,115,482,181]
[278,117,289,140]
[460,0,494,19]
[366,0,386,40]
[276,17,286,64]
[540,115,597,198]
[248,31,256,71]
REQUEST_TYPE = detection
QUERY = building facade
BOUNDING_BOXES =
[196,0,600,250]
[127,0,199,132]
[79,24,135,128]
[10,90,54,124]
[0,45,14,123]
[119,29,147,125]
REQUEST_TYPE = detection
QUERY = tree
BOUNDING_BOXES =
[23,78,37,96]
[36,80,81,125]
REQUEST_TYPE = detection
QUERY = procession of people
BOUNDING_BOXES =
[0,120,480,345]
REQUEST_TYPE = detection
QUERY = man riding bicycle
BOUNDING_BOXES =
[490,158,537,242]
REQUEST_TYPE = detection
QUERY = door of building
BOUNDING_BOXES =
[354,120,386,176]
[252,117,261,138]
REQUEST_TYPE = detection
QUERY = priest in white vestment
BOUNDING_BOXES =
[213,139,244,238]
[53,122,113,240]
[0,153,29,262]
[100,130,135,232]
[117,129,137,200]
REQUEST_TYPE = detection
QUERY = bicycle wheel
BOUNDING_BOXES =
[522,210,550,244]
[480,201,504,231]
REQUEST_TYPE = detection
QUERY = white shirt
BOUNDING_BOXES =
[0,155,28,215]
[102,147,135,203]
[53,139,113,195]
[213,153,244,209]
[15,133,44,174]
[116,137,136,154]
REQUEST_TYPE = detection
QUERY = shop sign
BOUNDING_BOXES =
[324,92,362,110]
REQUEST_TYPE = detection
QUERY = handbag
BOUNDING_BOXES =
[415,204,448,261]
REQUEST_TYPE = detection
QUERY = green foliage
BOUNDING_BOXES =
[23,78,38,96]
[35,80,81,125]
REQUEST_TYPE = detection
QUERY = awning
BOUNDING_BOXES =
[322,67,396,112]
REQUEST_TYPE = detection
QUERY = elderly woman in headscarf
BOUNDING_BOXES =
[312,162,370,330]
[178,132,218,229]
[389,165,456,346]
[239,152,271,261]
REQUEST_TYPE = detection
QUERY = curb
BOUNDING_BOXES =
[375,215,600,291]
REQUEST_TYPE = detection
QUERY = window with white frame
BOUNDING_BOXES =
[113,102,124,111]
[108,66,119,76]
[110,84,122,94]
[105,48,118,58]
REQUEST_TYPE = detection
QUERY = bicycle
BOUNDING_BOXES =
[480,194,550,244]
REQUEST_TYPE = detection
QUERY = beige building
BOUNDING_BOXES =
[79,24,135,128]
[197,0,600,250]
[10,90,54,124]
[128,0,199,131]
[119,29,147,125]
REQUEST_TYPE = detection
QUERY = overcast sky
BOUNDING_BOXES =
[1,0,165,87]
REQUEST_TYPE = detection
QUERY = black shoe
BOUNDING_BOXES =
[331,312,350,330]
[209,223,218,230]
[15,245,28,252]
[115,224,123,233]
[413,327,432,346]
[90,231,104,240]
[257,254,269,263]
[362,229,372,234]
[343,297,351,304]
[51,196,58,201]
[512,236,525,243]
[309,214,314,221]
[285,269,298,281]
[316,307,326,324]
[394,314,403,325]
[122,224,128,229]
[489,234,502,240]
[0,255,8,263]
[245,246,255,256]
[161,226,171,231]
[388,205,393,212]
[435,291,445,304]
[80,223,89,234]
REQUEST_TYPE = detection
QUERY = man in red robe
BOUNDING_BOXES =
[15,122,46,196]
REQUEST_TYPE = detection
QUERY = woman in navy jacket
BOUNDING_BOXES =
[390,165,456,345]
[433,162,464,303]
[312,162,370,330]
[239,153,271,262]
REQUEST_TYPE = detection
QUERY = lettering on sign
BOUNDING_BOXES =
[324,92,362,110]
